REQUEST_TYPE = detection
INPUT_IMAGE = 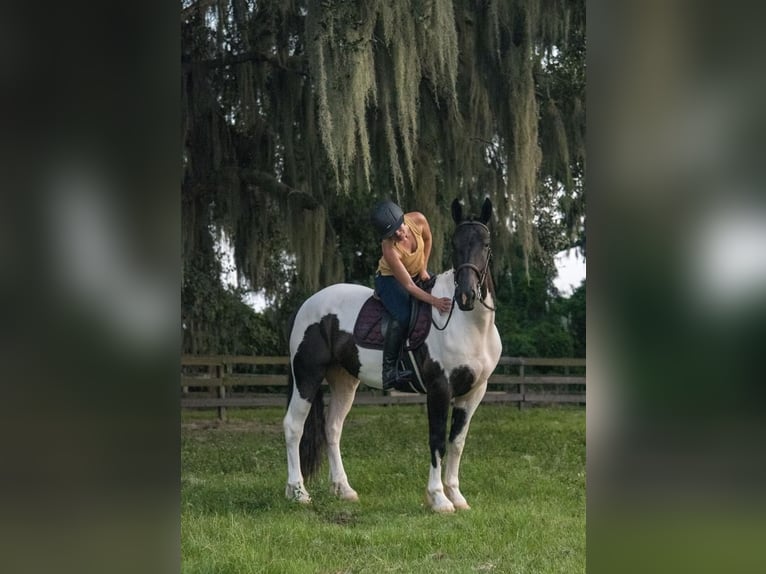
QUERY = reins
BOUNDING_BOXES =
[431,297,456,331]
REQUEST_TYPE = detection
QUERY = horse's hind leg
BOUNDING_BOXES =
[284,348,329,503]
[444,382,487,510]
[284,386,314,503]
[325,366,360,501]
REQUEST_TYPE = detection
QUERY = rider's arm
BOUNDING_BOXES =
[381,241,441,306]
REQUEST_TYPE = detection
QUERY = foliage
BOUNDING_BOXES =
[492,246,585,358]
[564,281,586,358]
[182,0,586,300]
[326,191,383,286]
[182,284,282,356]
[181,0,586,357]
[182,405,585,573]
[182,239,283,355]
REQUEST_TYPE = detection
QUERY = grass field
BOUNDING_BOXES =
[182,404,585,573]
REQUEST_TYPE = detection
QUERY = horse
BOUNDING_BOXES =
[283,197,502,512]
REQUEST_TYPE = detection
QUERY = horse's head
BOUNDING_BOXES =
[450,198,493,311]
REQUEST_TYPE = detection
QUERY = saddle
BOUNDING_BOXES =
[353,276,435,351]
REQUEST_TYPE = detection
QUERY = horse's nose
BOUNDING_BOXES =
[459,290,475,310]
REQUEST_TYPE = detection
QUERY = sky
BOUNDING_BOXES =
[553,247,587,296]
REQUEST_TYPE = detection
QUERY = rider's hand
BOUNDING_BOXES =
[417,272,436,291]
[432,296,452,314]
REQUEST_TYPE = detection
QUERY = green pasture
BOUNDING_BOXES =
[182,404,585,573]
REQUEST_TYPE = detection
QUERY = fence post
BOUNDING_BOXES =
[217,362,227,422]
[518,362,526,410]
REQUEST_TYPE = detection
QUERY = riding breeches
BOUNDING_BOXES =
[374,272,411,325]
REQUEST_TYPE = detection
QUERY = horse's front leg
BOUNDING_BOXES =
[444,381,487,510]
[325,366,360,501]
[425,379,455,513]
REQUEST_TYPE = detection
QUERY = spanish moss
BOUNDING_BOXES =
[182,0,586,336]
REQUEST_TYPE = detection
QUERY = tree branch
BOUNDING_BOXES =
[240,170,319,210]
[182,50,308,77]
[470,136,497,147]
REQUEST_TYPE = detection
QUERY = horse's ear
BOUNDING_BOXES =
[451,199,463,224]
[479,197,492,225]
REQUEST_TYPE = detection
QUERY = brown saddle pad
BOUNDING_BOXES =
[353,296,432,350]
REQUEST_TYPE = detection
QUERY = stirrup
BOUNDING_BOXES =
[382,369,413,390]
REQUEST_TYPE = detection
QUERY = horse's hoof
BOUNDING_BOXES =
[286,482,311,504]
[445,486,470,510]
[331,482,359,502]
[425,490,456,513]
[432,502,456,513]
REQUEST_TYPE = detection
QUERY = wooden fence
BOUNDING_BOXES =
[181,355,585,420]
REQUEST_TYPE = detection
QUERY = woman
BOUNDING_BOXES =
[370,200,453,389]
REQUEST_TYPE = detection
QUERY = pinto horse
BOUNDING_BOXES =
[283,198,501,512]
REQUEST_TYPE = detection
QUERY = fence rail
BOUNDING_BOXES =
[181,355,585,420]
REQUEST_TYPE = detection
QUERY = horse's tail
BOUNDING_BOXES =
[285,304,326,481]
[301,386,326,480]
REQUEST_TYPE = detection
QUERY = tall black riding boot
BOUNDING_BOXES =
[381,319,413,390]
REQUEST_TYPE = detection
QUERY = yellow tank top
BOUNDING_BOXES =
[376,214,425,277]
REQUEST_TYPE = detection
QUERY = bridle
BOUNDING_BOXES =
[454,221,495,309]
[433,221,496,331]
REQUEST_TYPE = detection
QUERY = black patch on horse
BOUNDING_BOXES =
[449,365,476,397]
[293,313,361,401]
[449,407,468,443]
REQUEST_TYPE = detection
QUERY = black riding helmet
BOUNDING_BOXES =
[370,200,404,240]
